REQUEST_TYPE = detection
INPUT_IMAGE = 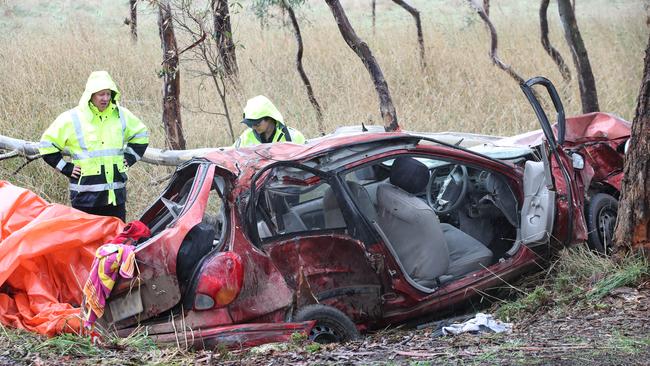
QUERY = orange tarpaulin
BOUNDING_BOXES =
[0,181,124,336]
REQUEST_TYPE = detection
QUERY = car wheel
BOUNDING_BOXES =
[294,304,359,343]
[586,193,618,254]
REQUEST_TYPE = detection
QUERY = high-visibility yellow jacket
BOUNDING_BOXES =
[39,71,149,207]
[234,123,306,148]
[233,95,306,147]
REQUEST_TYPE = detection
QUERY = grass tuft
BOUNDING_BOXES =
[36,333,100,357]
[106,326,157,352]
[495,287,552,321]
[496,246,650,321]
[588,256,648,300]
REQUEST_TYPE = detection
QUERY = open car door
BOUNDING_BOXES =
[520,77,587,246]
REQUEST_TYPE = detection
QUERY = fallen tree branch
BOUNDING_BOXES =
[0,135,222,166]
[12,154,41,174]
[0,150,19,160]
[395,350,450,358]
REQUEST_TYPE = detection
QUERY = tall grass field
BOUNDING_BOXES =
[0,0,646,219]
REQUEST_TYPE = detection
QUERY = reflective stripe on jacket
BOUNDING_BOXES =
[234,123,306,148]
[39,71,149,207]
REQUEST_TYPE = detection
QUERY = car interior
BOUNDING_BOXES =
[253,154,520,291]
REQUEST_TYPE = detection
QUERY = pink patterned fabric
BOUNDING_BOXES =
[81,221,150,328]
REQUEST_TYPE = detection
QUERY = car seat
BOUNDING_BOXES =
[375,157,493,287]
[323,181,378,228]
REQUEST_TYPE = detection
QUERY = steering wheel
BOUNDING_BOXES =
[426,165,469,214]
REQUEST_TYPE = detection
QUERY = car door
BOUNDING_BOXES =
[520,77,587,245]
[246,162,384,324]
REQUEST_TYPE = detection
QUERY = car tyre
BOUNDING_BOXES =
[586,193,618,254]
[294,304,359,343]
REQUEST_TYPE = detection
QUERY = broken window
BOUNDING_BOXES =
[141,163,201,238]
[255,166,345,240]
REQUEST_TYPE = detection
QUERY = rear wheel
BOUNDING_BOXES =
[294,304,359,343]
[586,193,618,254]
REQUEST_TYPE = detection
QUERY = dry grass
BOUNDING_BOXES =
[0,0,646,218]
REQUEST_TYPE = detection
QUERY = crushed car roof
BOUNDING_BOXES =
[203,132,419,176]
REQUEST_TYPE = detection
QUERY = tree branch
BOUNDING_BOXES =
[468,0,526,85]
[325,0,398,131]
[391,0,426,70]
[540,0,571,82]
[282,0,325,134]
[0,135,220,166]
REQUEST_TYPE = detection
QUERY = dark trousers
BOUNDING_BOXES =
[74,203,126,222]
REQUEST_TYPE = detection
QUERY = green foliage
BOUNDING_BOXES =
[496,287,552,321]
[304,342,321,353]
[251,0,305,18]
[290,331,307,344]
[409,362,433,366]
[608,330,650,354]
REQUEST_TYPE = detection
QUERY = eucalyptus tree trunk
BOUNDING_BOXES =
[557,0,599,113]
[158,0,186,150]
[129,0,137,43]
[211,0,238,79]
[391,0,426,69]
[613,34,650,258]
[325,0,398,131]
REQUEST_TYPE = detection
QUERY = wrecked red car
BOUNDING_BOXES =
[104,77,630,347]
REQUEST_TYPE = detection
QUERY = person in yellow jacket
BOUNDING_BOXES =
[39,71,149,221]
[234,95,306,148]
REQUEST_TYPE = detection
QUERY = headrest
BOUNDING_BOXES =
[390,157,429,194]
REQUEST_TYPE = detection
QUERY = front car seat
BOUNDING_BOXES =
[323,181,378,228]
[376,157,493,287]
[376,157,450,287]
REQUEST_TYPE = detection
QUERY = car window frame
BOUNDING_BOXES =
[247,161,343,247]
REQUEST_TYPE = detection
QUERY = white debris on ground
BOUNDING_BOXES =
[441,313,512,336]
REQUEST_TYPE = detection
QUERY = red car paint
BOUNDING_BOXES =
[105,112,629,349]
